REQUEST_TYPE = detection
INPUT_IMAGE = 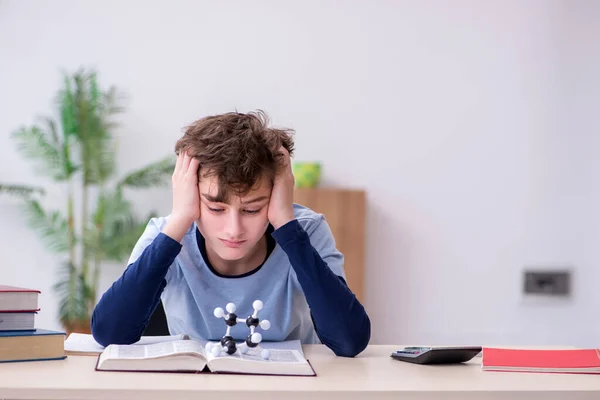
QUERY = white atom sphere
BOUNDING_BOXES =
[226,302,236,313]
[253,300,263,310]
[240,346,248,354]
[261,349,271,360]
[211,346,222,357]
[214,307,225,318]
[260,320,271,330]
[251,332,262,344]
[205,342,214,352]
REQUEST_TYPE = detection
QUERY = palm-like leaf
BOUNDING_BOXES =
[74,71,96,185]
[102,213,155,262]
[21,199,70,253]
[0,184,45,198]
[117,156,175,189]
[56,72,80,177]
[53,261,92,324]
[88,188,156,263]
[87,188,133,260]
[59,71,76,137]
[65,71,124,185]
[99,86,126,119]
[93,84,125,183]
[84,135,117,185]
[93,188,133,226]
[37,116,60,145]
[12,126,71,180]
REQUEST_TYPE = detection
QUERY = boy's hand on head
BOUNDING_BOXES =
[163,151,200,242]
[268,147,295,230]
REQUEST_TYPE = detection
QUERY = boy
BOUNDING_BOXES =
[91,110,371,357]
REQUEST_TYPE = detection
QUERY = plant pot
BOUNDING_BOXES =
[292,162,321,188]
[63,319,91,337]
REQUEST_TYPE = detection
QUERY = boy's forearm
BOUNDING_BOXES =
[161,216,194,243]
[91,233,182,347]
[272,220,371,357]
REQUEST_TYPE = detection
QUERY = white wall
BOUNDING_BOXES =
[1,0,598,346]
[551,0,600,345]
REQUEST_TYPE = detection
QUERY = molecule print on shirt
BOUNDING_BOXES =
[204,300,272,360]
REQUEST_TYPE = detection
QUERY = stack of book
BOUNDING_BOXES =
[0,285,66,363]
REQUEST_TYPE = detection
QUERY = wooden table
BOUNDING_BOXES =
[0,345,599,400]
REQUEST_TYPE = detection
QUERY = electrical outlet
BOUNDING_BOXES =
[523,269,571,296]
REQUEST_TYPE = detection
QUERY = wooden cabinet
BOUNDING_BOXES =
[293,188,366,302]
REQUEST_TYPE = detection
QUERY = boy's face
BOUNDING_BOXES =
[196,174,271,262]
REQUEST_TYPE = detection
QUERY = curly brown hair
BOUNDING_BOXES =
[174,110,295,203]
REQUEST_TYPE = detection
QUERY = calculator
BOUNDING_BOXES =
[390,346,482,365]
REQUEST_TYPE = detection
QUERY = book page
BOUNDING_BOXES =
[107,339,205,360]
[65,333,189,354]
[204,339,306,364]
[240,348,305,363]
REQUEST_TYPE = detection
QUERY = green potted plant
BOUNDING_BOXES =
[0,68,174,334]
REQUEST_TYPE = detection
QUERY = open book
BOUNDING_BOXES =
[95,338,315,376]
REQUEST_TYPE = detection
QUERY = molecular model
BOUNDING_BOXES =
[205,300,272,360]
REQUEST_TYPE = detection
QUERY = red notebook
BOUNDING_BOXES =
[482,347,600,374]
[0,286,40,312]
